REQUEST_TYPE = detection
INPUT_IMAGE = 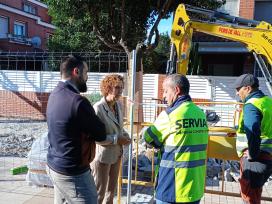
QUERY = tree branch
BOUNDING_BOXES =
[120,0,125,42]
[93,24,123,51]
[109,0,117,42]
[117,0,132,55]
[147,28,160,50]
[147,0,173,47]
[119,38,130,55]
[87,3,122,51]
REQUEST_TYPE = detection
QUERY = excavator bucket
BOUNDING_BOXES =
[208,136,239,161]
[207,127,239,161]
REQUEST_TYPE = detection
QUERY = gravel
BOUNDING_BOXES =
[0,119,48,157]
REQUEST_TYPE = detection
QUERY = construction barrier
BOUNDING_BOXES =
[117,100,272,203]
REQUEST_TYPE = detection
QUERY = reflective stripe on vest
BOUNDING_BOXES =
[236,96,272,157]
[160,159,206,168]
[262,139,272,144]
[164,144,207,153]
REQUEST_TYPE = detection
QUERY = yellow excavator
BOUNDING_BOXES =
[169,3,272,94]
[169,4,272,161]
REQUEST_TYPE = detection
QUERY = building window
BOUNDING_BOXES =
[14,21,26,37]
[0,16,8,38]
[23,4,36,15]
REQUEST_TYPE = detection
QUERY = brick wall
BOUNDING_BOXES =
[239,0,255,19]
[0,0,54,51]
[0,0,52,23]
[0,0,23,10]
[0,8,54,50]
[0,90,49,120]
[157,74,166,100]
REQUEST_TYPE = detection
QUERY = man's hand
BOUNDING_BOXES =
[227,132,236,137]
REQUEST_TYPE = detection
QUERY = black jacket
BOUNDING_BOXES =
[47,81,106,175]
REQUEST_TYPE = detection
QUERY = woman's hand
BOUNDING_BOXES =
[117,136,131,145]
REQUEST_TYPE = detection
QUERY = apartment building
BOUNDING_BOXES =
[0,0,55,51]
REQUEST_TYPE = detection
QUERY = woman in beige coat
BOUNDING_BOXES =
[91,74,131,204]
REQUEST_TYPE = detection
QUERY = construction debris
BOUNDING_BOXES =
[0,120,47,157]
[26,131,53,187]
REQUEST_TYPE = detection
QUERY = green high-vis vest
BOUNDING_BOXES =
[144,101,209,203]
[236,96,272,157]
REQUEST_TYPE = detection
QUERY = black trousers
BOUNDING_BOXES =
[239,153,272,204]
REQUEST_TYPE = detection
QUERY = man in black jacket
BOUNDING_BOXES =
[46,55,106,204]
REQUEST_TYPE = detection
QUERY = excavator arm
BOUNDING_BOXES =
[170,4,272,93]
[169,4,272,161]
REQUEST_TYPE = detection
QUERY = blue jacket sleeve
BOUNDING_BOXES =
[243,103,262,160]
[77,97,106,142]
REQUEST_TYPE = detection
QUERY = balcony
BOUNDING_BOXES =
[7,34,32,46]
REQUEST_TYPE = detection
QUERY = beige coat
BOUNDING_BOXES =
[93,97,128,164]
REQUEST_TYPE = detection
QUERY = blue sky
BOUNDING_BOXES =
[158,18,172,35]
[147,16,172,42]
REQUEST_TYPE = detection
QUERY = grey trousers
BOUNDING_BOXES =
[91,158,121,204]
[46,166,98,204]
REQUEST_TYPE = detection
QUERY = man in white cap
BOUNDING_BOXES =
[234,73,272,204]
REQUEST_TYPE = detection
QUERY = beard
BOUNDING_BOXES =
[78,82,87,93]
[76,76,87,93]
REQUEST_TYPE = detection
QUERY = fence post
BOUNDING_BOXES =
[126,50,136,204]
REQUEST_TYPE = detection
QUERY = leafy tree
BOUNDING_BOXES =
[144,32,171,73]
[45,0,225,60]
[47,23,103,52]
[155,32,171,56]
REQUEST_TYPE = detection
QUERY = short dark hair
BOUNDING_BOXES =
[167,74,190,95]
[60,55,85,77]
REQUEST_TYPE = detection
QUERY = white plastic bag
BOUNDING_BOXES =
[26,132,53,187]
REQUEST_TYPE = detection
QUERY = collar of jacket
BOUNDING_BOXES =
[100,97,121,126]
[58,81,80,94]
[244,90,265,103]
[166,95,192,114]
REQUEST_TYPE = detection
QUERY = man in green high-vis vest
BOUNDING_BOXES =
[144,74,208,204]
[234,73,272,204]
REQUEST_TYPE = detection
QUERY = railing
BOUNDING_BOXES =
[7,34,32,45]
